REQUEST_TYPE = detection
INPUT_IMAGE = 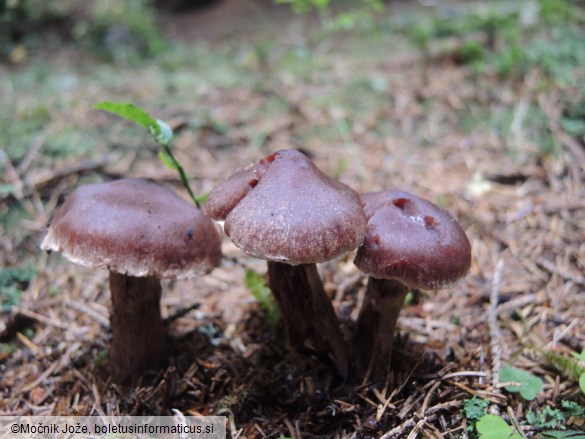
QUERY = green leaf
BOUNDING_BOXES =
[572,350,585,362]
[542,431,585,439]
[476,415,522,439]
[194,191,209,205]
[580,373,585,394]
[499,363,543,401]
[245,269,279,325]
[95,101,199,206]
[157,151,178,170]
[95,102,174,146]
[95,101,160,137]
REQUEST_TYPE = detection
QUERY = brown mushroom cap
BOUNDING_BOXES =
[205,149,367,265]
[41,178,222,279]
[204,152,275,221]
[354,190,471,289]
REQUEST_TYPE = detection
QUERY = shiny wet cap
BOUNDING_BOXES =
[41,178,222,279]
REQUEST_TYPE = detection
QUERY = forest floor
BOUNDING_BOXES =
[1,1,584,437]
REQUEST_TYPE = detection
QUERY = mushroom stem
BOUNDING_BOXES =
[108,272,166,384]
[267,261,348,379]
[351,277,409,382]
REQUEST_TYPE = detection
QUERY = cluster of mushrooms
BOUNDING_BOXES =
[41,149,471,385]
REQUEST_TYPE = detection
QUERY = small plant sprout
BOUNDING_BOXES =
[499,363,544,401]
[571,350,585,394]
[475,415,523,439]
[463,396,490,433]
[542,348,585,395]
[541,431,585,439]
[94,101,206,207]
[526,405,567,429]
[245,269,280,325]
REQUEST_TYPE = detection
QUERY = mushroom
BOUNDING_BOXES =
[41,178,222,383]
[205,150,367,377]
[351,190,471,381]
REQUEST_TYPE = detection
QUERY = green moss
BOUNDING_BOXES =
[0,263,37,312]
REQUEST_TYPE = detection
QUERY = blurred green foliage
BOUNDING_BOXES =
[398,0,585,83]
[0,343,17,356]
[464,396,490,438]
[395,0,585,157]
[0,263,37,312]
[276,0,330,13]
[526,405,568,429]
[276,0,384,32]
[275,0,382,14]
[245,269,280,325]
[1,0,584,176]
[0,0,164,63]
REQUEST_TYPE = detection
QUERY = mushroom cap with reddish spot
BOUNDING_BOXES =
[354,190,471,289]
[205,149,367,265]
[204,153,275,221]
[41,178,222,279]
